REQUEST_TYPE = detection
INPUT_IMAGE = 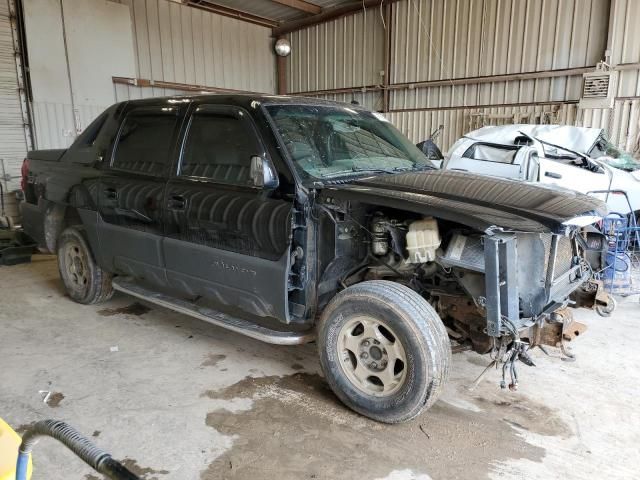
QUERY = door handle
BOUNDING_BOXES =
[167,195,186,210]
[104,187,118,199]
[544,171,562,179]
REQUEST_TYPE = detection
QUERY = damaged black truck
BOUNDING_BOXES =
[21,95,612,423]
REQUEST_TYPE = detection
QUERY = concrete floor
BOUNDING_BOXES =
[1,255,639,480]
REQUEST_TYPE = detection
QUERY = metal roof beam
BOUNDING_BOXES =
[183,0,279,28]
[269,0,321,15]
[273,0,400,36]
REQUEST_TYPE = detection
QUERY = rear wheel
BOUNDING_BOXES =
[317,280,451,423]
[57,226,113,304]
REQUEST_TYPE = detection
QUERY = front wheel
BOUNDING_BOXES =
[317,280,451,423]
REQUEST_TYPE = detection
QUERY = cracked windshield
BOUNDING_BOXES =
[265,104,434,180]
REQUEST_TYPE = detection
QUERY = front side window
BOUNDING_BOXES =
[180,108,260,185]
[112,109,179,176]
[265,104,433,180]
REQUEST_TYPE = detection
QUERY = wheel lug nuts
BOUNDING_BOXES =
[371,362,377,368]
[363,341,369,347]
[361,352,368,359]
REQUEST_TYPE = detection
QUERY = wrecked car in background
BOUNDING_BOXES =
[21,96,610,423]
[444,124,640,216]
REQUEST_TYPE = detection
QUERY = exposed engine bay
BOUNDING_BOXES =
[315,199,608,391]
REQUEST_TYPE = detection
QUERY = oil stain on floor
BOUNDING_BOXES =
[120,458,169,479]
[200,373,569,480]
[98,302,151,317]
[201,353,227,367]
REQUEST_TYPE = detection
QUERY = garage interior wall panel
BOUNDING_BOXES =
[387,0,611,151]
[608,0,640,98]
[24,0,136,149]
[389,0,609,110]
[64,0,136,106]
[23,0,74,149]
[285,0,619,153]
[286,9,385,93]
[25,0,277,149]
[0,0,28,191]
[117,0,276,94]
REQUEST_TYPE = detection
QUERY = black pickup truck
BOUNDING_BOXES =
[21,95,611,423]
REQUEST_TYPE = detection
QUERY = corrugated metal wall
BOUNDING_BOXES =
[31,103,105,150]
[0,0,28,192]
[20,0,640,157]
[389,0,608,107]
[117,0,276,94]
[285,0,640,156]
[287,9,385,94]
[386,0,611,149]
[608,0,640,97]
[24,0,277,149]
[579,0,640,155]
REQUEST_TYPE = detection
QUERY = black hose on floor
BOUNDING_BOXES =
[16,419,139,480]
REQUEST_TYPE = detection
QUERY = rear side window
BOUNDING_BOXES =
[112,108,179,176]
[463,143,518,164]
[179,107,261,185]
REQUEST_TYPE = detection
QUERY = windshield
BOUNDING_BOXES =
[589,137,640,171]
[528,135,585,160]
[265,104,434,180]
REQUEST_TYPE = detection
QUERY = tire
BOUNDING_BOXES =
[317,280,451,423]
[57,226,114,305]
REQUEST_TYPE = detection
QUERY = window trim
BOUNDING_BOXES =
[109,106,181,177]
[176,104,267,188]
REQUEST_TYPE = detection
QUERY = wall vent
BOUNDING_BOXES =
[579,65,618,109]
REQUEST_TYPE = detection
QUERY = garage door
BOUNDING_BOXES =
[0,0,28,193]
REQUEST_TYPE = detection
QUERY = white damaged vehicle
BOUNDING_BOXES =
[444,124,640,216]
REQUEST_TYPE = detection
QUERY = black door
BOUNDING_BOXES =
[163,105,293,321]
[97,105,182,285]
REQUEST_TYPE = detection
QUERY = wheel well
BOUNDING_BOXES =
[63,207,82,229]
[43,204,83,252]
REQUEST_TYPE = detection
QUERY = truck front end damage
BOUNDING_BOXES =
[437,229,607,389]
[316,168,610,392]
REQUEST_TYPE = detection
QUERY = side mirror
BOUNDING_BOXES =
[250,156,279,189]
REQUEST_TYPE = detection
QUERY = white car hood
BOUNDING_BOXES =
[464,124,603,153]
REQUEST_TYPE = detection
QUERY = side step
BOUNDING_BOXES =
[111,278,315,345]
